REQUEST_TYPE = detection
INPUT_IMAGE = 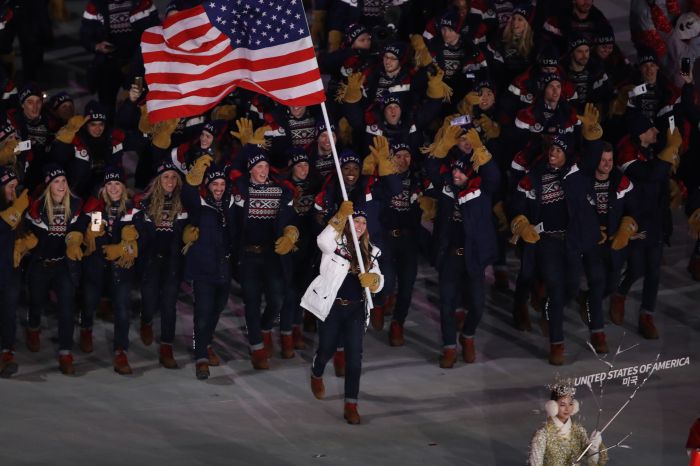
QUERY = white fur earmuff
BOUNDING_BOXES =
[545,399,580,417]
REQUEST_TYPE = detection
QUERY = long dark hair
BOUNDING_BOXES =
[342,220,371,271]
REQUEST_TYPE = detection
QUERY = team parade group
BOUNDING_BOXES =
[0,0,698,440]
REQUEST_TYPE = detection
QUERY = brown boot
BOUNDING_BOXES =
[59,353,75,375]
[439,348,457,369]
[688,255,700,281]
[512,301,532,331]
[455,310,466,333]
[196,361,210,380]
[549,343,565,366]
[159,344,178,369]
[370,306,384,331]
[280,334,295,359]
[26,328,40,353]
[79,328,93,354]
[590,332,609,354]
[250,348,269,370]
[113,349,133,375]
[343,402,361,425]
[609,294,626,325]
[292,326,305,350]
[140,323,153,346]
[303,311,317,333]
[0,351,18,378]
[460,336,476,363]
[310,375,325,400]
[639,313,659,340]
[333,350,345,377]
[207,346,221,366]
[262,331,274,358]
[388,321,404,347]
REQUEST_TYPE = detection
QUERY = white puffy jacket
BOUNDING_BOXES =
[300,224,383,322]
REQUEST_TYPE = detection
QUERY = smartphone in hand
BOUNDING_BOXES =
[681,57,692,75]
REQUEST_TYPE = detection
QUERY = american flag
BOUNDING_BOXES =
[141,0,326,122]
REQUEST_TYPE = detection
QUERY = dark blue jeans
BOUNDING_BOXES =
[192,280,229,361]
[240,250,283,348]
[312,301,364,402]
[535,237,582,343]
[28,260,76,351]
[582,247,606,332]
[141,254,180,344]
[1,268,22,351]
[111,267,133,351]
[81,253,107,330]
[280,247,309,333]
[618,241,663,314]
[437,251,485,347]
[382,232,419,324]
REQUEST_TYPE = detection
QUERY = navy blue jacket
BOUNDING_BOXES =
[181,182,237,284]
[76,197,141,281]
[512,160,600,259]
[230,174,298,277]
[25,195,83,284]
[133,191,188,279]
[616,135,672,244]
[426,156,501,274]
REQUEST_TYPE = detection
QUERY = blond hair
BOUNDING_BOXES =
[502,19,534,60]
[100,182,129,219]
[41,184,75,224]
[145,173,183,225]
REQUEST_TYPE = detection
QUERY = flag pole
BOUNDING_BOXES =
[301,8,374,311]
[319,102,374,310]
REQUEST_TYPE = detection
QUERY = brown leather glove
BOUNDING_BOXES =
[65,231,85,261]
[335,72,364,104]
[0,189,29,230]
[211,104,237,121]
[426,67,453,102]
[510,215,540,244]
[421,124,463,159]
[13,232,38,267]
[152,118,180,149]
[466,128,491,171]
[610,216,638,250]
[410,34,432,68]
[329,201,353,233]
[577,103,603,141]
[274,225,300,255]
[181,225,199,254]
[369,135,397,176]
[0,136,18,165]
[358,272,381,293]
[186,155,213,186]
[56,115,88,144]
[419,195,437,222]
